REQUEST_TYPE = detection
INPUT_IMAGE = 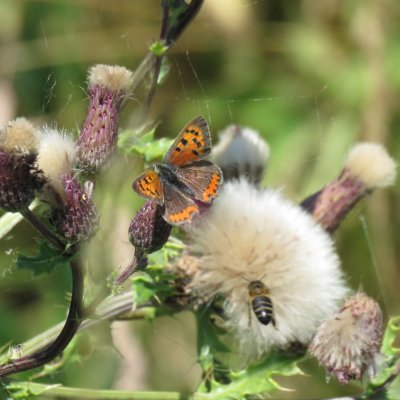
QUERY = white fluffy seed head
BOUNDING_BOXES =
[345,143,397,189]
[88,64,133,93]
[37,127,76,196]
[0,117,39,153]
[211,125,270,185]
[187,180,348,360]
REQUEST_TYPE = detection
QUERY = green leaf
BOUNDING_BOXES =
[16,241,72,276]
[201,352,303,400]
[118,126,173,162]
[367,316,400,393]
[381,316,400,357]
[131,237,185,313]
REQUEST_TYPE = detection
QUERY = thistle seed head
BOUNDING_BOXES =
[0,117,39,153]
[309,292,383,384]
[211,125,269,186]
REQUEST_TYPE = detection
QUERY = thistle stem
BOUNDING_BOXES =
[114,249,146,286]
[4,381,209,400]
[0,258,84,377]
[20,208,65,251]
[0,291,156,366]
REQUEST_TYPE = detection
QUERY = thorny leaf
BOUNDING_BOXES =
[367,316,400,393]
[131,238,183,315]
[198,351,303,399]
[381,316,400,357]
[16,241,73,276]
[2,381,59,400]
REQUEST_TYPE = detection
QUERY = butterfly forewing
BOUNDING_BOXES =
[132,170,164,204]
[164,116,211,167]
[162,182,199,224]
[175,160,223,203]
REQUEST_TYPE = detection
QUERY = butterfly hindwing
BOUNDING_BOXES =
[175,160,223,203]
[132,170,164,204]
[164,116,211,167]
[162,181,199,224]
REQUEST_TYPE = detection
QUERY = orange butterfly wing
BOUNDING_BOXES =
[164,116,211,167]
[132,170,164,204]
[162,182,199,224]
[175,160,223,203]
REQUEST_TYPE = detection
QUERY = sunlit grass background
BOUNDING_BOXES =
[0,0,399,397]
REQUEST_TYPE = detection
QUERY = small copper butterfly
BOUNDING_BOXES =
[132,116,223,224]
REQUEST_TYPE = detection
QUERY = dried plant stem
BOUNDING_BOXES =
[0,258,84,377]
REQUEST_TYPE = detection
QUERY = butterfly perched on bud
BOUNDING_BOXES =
[132,116,223,224]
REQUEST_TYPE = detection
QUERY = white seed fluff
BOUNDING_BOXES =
[211,125,270,183]
[37,127,76,196]
[345,143,397,189]
[188,180,348,360]
[88,64,133,93]
[0,117,39,153]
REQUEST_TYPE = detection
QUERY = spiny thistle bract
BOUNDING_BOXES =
[302,142,397,232]
[77,64,133,174]
[128,201,172,254]
[36,127,98,242]
[51,173,98,242]
[0,118,45,212]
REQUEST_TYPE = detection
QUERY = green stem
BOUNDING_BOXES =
[20,208,65,251]
[5,381,209,400]
[121,52,156,109]
[0,291,156,365]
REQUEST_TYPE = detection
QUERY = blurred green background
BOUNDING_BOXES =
[0,0,399,398]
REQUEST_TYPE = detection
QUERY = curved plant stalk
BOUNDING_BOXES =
[0,258,84,377]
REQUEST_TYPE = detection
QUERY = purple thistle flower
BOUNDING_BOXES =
[77,65,133,174]
[51,173,98,242]
[128,201,172,253]
[0,149,45,212]
[115,201,172,285]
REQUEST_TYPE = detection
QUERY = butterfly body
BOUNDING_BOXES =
[133,116,223,224]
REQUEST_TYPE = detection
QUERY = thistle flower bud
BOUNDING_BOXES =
[0,117,39,153]
[309,293,383,384]
[77,64,133,174]
[0,150,44,212]
[301,142,397,232]
[51,173,98,242]
[211,125,269,186]
[0,118,45,212]
[36,127,76,200]
[115,201,172,285]
[128,201,172,253]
